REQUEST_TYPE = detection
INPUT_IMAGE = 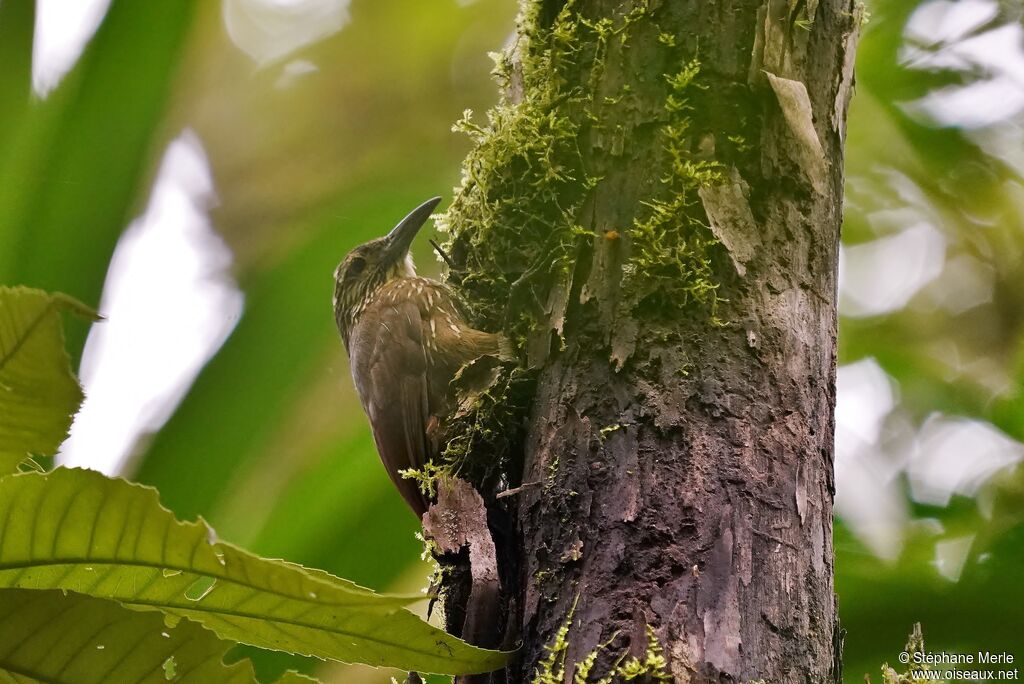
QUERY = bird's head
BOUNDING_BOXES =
[333,196,442,348]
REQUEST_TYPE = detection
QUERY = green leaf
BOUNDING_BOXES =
[0,468,510,676]
[0,588,257,683]
[0,287,97,472]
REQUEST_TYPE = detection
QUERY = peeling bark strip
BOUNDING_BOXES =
[764,72,830,194]
[698,169,761,278]
[423,478,501,650]
[441,0,861,681]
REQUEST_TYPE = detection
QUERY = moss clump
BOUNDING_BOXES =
[399,461,448,501]
[874,624,947,684]
[438,0,593,342]
[532,609,672,684]
[531,605,575,684]
[413,530,447,592]
[625,59,722,313]
[399,360,530,500]
[437,363,531,488]
[440,1,723,341]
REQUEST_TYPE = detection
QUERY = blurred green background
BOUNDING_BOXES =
[0,0,1021,681]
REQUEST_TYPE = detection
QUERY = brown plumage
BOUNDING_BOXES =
[333,197,508,516]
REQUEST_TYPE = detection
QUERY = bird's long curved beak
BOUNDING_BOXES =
[384,196,442,261]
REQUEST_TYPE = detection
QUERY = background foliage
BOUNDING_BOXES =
[0,0,1021,681]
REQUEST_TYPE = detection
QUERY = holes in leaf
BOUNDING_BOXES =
[184,576,217,601]
[163,655,177,681]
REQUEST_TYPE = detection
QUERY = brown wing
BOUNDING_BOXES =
[348,297,434,517]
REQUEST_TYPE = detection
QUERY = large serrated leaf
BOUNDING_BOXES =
[0,588,257,683]
[0,286,97,472]
[0,468,509,675]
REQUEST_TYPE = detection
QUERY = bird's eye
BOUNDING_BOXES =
[348,257,366,276]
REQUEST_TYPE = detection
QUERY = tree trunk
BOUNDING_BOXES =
[441,0,860,681]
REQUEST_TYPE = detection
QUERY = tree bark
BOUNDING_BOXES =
[441,0,860,681]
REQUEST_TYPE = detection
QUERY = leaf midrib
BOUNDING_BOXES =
[0,559,501,667]
[0,557,394,609]
[126,597,484,665]
[0,297,59,374]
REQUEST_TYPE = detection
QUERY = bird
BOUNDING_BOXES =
[333,197,511,517]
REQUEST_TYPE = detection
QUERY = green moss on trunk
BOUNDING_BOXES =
[439,0,726,349]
